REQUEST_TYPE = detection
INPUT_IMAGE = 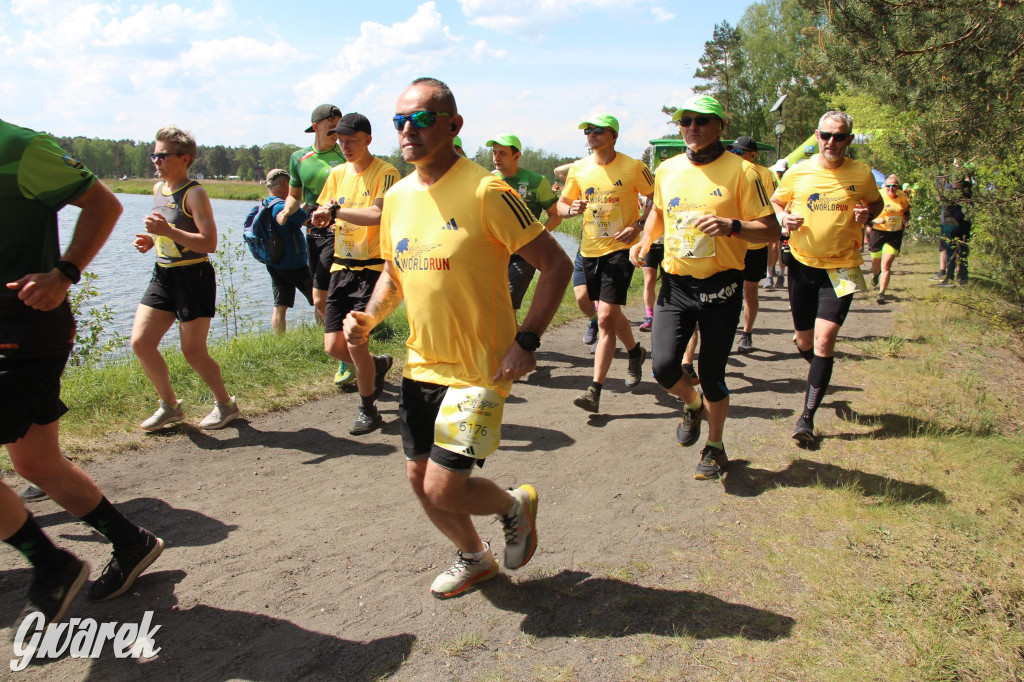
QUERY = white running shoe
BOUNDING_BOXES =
[140,400,184,431]
[430,542,498,599]
[198,397,239,430]
[501,485,538,570]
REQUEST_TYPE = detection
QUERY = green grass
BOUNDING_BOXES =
[665,244,1024,680]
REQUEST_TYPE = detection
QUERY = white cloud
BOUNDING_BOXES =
[651,6,675,22]
[458,0,648,35]
[472,39,506,60]
[100,0,232,46]
[295,2,461,109]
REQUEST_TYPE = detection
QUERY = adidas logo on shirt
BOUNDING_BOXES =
[847,185,856,191]
[363,190,370,196]
[613,180,623,186]
[442,218,459,231]
[710,188,723,197]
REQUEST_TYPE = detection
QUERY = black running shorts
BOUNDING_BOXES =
[306,230,335,290]
[788,258,854,331]
[139,261,216,322]
[399,378,483,472]
[582,249,635,306]
[324,268,381,334]
[743,246,768,283]
[508,253,536,310]
[267,265,314,308]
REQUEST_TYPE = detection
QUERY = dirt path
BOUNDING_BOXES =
[1,274,897,681]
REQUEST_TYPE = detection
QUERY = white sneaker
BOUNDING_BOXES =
[501,485,538,570]
[140,400,184,431]
[429,542,498,599]
[198,397,239,430]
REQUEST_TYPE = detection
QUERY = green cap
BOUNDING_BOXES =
[453,136,463,149]
[672,95,724,122]
[578,114,619,133]
[902,183,910,190]
[485,133,522,151]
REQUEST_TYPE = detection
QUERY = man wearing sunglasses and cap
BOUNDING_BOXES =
[344,77,571,599]
[310,113,400,436]
[278,105,349,380]
[630,95,779,480]
[557,113,654,414]
[771,111,883,445]
[729,135,779,354]
[487,133,562,314]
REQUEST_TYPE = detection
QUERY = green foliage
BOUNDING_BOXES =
[692,22,746,119]
[211,239,259,338]
[819,0,1024,311]
[67,271,128,367]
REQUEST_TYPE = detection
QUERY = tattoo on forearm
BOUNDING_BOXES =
[366,277,402,321]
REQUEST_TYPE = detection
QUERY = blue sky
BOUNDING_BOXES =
[1,0,753,159]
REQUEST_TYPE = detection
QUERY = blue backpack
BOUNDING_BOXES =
[243,197,288,265]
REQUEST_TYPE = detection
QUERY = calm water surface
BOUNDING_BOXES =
[60,192,579,360]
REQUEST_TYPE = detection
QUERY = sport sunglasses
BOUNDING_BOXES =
[150,152,181,161]
[677,116,714,128]
[583,126,609,136]
[392,110,452,130]
[818,131,852,142]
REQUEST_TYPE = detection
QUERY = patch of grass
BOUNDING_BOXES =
[440,632,487,658]
[106,178,266,201]
[647,246,1024,679]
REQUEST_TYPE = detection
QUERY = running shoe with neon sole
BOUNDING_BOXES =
[430,542,498,599]
[694,444,729,480]
[638,316,653,332]
[198,397,239,430]
[89,529,164,602]
[502,485,538,570]
[140,400,184,431]
[334,361,355,386]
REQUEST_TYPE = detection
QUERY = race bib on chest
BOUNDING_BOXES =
[827,266,867,297]
[665,209,715,259]
[338,223,370,260]
[584,201,623,239]
[434,386,504,459]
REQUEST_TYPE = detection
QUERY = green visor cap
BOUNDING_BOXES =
[485,133,522,151]
[672,95,724,122]
[453,136,463,148]
[578,114,619,133]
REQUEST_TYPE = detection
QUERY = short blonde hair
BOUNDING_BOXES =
[155,126,198,167]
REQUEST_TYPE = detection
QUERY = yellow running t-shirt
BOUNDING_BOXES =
[872,191,910,232]
[772,155,881,269]
[653,152,773,279]
[561,153,655,258]
[317,157,400,272]
[746,163,778,251]
[381,157,545,397]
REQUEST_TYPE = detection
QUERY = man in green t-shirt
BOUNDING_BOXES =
[487,133,562,311]
[1,119,163,625]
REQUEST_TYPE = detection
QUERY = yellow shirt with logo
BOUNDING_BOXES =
[772,155,881,269]
[316,157,400,272]
[872,191,910,232]
[380,157,545,397]
[746,163,778,251]
[561,153,655,258]
[653,152,774,279]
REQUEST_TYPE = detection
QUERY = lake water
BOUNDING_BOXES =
[59,192,579,360]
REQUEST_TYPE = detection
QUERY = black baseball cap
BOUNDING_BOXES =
[730,135,758,153]
[305,104,342,133]
[329,113,372,136]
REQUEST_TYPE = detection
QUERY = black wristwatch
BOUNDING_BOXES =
[54,260,81,285]
[730,219,743,235]
[514,331,541,352]
[329,203,340,220]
